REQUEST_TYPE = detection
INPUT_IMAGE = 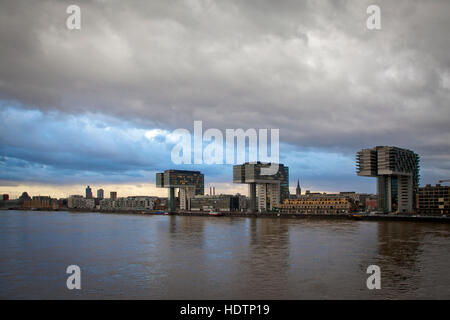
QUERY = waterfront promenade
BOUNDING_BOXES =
[4,207,446,223]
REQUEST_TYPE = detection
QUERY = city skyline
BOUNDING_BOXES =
[1,1,449,198]
[1,1,450,303]
[0,176,360,200]
[0,144,445,200]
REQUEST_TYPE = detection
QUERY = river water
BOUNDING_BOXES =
[1,210,449,299]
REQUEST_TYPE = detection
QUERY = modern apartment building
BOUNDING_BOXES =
[357,146,419,213]
[417,184,450,216]
[233,162,289,212]
[156,170,204,211]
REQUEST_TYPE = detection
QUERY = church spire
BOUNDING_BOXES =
[296,179,301,197]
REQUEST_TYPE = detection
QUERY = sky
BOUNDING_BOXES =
[0,0,449,198]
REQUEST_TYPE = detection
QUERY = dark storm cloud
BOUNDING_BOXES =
[0,105,374,191]
[0,106,246,185]
[0,0,449,186]
[0,106,168,184]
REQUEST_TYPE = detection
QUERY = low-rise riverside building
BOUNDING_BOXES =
[365,195,378,212]
[22,196,59,210]
[68,195,95,210]
[190,195,240,212]
[0,199,21,209]
[99,196,156,211]
[417,184,450,216]
[276,193,357,214]
[154,197,168,211]
[339,192,376,212]
[236,194,249,212]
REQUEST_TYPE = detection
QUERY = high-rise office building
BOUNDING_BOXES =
[110,191,117,199]
[85,186,92,199]
[233,162,289,212]
[156,170,204,211]
[357,146,419,213]
[97,189,104,200]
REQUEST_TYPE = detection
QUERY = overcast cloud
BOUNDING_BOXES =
[0,0,449,194]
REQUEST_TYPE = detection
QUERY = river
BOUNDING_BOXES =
[1,210,449,299]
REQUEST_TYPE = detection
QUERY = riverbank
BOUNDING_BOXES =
[2,208,449,223]
[89,209,450,223]
[177,211,450,223]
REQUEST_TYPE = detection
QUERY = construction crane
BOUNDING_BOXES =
[438,179,450,184]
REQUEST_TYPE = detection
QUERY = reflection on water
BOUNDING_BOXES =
[0,211,449,299]
[375,222,450,298]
